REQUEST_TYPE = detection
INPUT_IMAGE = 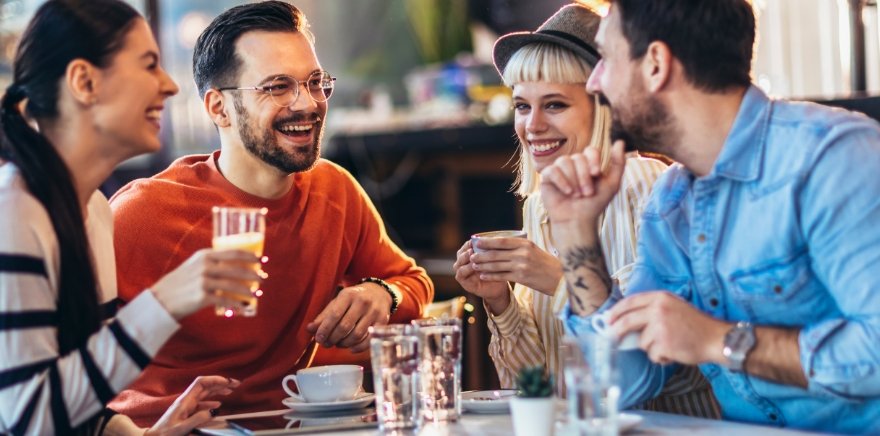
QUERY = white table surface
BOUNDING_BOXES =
[201,407,830,435]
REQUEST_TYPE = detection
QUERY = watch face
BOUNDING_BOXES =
[728,328,751,349]
[724,323,756,364]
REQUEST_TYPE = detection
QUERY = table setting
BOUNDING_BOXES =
[197,320,826,435]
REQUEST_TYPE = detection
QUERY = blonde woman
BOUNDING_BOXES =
[452,4,718,417]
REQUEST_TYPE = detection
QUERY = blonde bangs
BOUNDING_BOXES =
[503,42,610,198]
[501,42,592,87]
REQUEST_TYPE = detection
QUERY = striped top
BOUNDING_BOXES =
[0,164,180,434]
[485,154,720,418]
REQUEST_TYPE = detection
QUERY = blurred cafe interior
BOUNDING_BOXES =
[2,0,880,391]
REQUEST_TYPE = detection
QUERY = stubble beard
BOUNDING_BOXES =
[233,94,323,174]
[601,86,676,157]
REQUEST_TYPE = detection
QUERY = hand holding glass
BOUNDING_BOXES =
[212,206,267,317]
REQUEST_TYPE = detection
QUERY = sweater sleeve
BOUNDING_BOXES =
[340,170,433,322]
[0,193,179,435]
[485,285,548,388]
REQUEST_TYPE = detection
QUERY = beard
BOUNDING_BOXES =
[598,87,676,157]
[232,94,323,174]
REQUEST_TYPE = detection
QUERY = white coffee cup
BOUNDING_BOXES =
[470,230,527,254]
[282,364,363,403]
[591,311,641,350]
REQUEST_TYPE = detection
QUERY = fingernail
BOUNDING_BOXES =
[316,334,325,342]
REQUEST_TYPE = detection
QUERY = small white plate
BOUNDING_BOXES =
[618,413,643,433]
[281,392,375,413]
[461,389,518,414]
[556,413,643,435]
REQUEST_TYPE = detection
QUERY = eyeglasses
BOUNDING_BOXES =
[218,70,336,106]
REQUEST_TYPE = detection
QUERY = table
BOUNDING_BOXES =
[202,408,826,435]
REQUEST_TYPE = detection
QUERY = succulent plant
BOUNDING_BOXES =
[515,365,554,398]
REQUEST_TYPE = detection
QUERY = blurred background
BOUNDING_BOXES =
[2,0,880,390]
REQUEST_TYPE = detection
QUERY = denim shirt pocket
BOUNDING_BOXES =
[727,251,821,323]
[809,362,875,401]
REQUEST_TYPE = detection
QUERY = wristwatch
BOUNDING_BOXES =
[722,321,756,372]
[358,277,400,315]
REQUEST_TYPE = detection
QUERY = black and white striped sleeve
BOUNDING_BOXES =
[0,194,179,434]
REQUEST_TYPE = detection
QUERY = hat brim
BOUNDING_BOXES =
[492,31,600,79]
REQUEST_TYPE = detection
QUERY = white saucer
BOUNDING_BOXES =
[281,393,375,413]
[461,389,518,414]
[556,413,643,434]
[618,413,643,432]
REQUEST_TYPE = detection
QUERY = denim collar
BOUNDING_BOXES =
[707,85,772,182]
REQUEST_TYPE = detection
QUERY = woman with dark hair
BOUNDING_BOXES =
[0,0,260,434]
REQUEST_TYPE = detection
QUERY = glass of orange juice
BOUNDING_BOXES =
[212,206,267,317]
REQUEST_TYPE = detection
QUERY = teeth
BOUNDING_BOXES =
[279,124,312,133]
[529,140,562,153]
[146,109,162,120]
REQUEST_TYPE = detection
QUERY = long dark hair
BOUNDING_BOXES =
[0,0,139,355]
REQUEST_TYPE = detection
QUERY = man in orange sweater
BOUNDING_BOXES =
[107,1,433,424]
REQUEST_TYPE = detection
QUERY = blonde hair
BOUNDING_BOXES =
[502,42,614,198]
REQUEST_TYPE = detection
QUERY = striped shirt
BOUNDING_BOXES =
[485,154,720,418]
[0,164,179,434]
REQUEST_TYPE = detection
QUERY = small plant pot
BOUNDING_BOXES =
[510,396,556,436]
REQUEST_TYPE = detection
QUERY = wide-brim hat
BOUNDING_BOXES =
[492,3,602,77]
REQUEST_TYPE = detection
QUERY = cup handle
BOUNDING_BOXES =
[282,374,303,400]
[590,312,610,334]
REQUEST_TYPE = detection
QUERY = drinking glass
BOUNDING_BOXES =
[412,317,462,423]
[563,334,620,436]
[211,206,267,317]
[369,324,420,431]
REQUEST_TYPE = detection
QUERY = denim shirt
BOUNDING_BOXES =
[565,86,880,434]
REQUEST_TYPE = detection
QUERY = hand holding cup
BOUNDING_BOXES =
[591,311,641,350]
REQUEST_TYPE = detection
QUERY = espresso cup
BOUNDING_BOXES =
[591,311,640,350]
[470,230,527,254]
[282,364,363,403]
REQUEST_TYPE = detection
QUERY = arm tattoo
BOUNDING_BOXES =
[562,244,612,314]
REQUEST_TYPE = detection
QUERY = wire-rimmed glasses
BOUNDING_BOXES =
[218,70,336,106]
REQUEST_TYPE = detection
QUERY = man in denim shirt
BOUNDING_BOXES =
[539,0,880,432]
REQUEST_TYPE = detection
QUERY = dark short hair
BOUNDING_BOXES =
[192,0,312,98]
[611,0,755,92]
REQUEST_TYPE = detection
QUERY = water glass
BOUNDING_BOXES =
[563,334,620,436]
[369,324,420,431]
[413,317,462,423]
[212,206,267,317]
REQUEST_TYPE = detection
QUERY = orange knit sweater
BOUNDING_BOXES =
[107,151,433,424]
